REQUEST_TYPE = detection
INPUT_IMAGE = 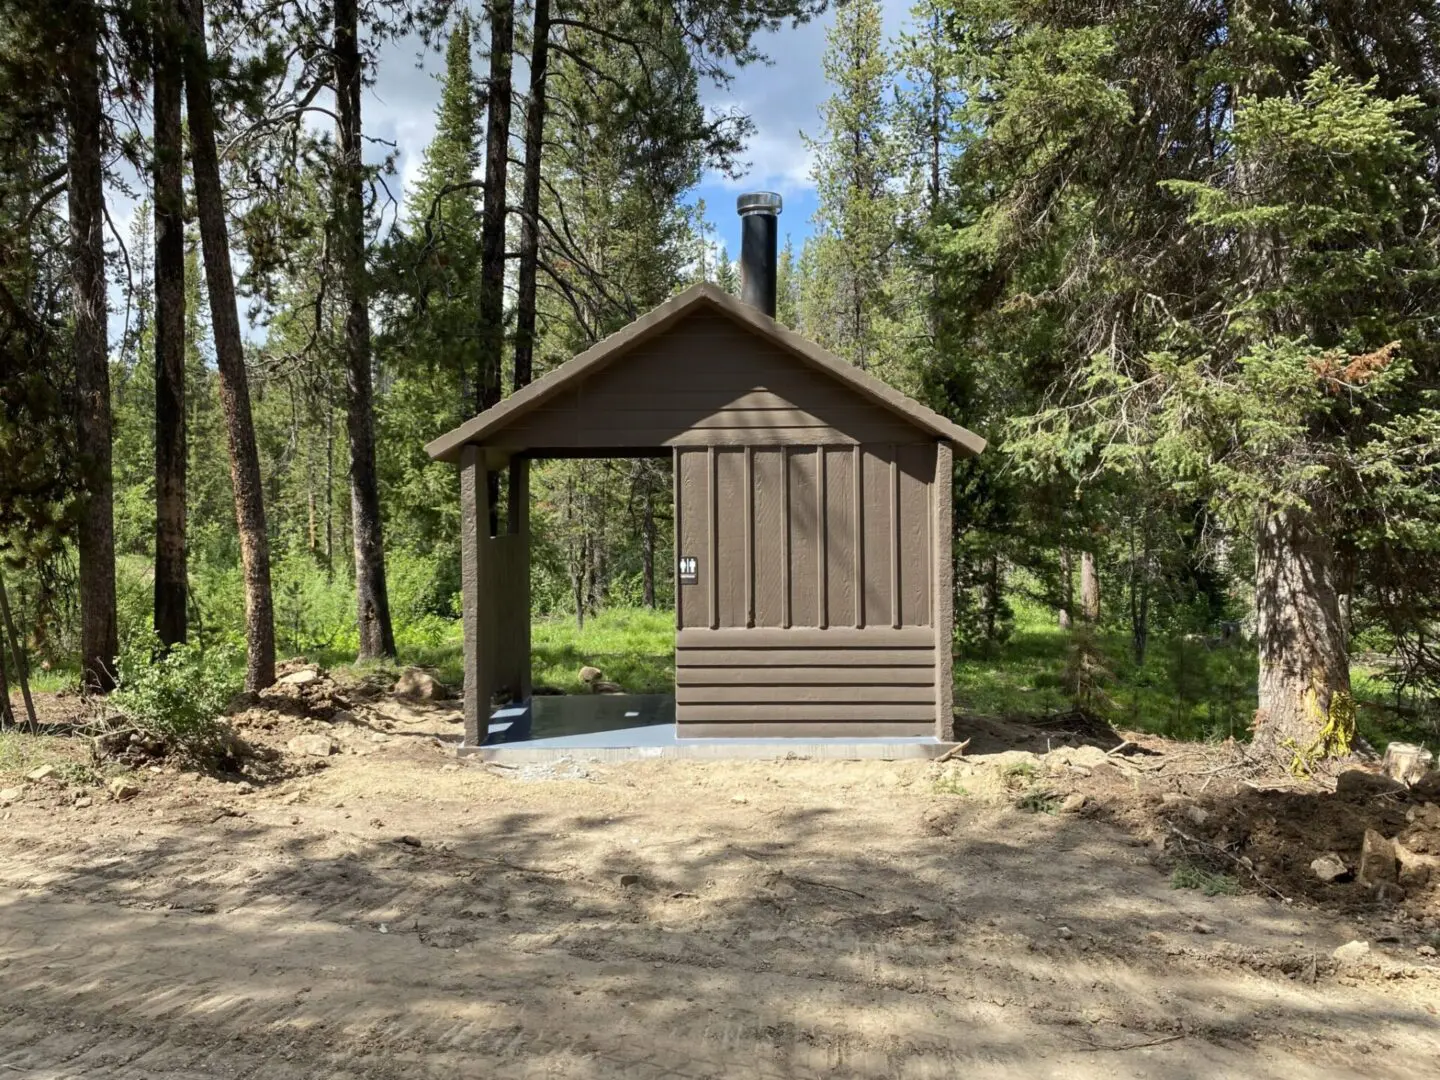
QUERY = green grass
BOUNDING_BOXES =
[1170,863,1242,896]
[0,731,46,774]
[1351,666,1440,754]
[955,595,1259,743]
[12,591,1438,759]
[932,774,971,796]
[532,607,675,694]
[315,607,675,696]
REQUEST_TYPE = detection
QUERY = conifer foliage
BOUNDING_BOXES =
[2,0,1440,763]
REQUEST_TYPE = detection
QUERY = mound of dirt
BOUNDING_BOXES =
[252,658,361,721]
[937,718,1440,928]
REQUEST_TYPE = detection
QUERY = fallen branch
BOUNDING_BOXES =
[473,855,568,876]
[1106,740,1135,757]
[936,738,972,763]
[1065,1031,1187,1053]
[788,873,867,899]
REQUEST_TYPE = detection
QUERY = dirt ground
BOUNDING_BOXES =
[1,678,1438,1079]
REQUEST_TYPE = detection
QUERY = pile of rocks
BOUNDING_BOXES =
[1309,763,1440,902]
[257,659,357,721]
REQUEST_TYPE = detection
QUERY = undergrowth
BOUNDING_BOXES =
[1170,863,1242,896]
[107,632,241,758]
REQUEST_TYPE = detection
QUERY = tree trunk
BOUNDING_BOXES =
[983,554,1002,641]
[306,437,318,558]
[0,569,38,729]
[642,479,656,609]
[334,0,396,661]
[1129,542,1149,667]
[66,2,117,691]
[325,408,335,575]
[0,623,13,729]
[152,0,188,648]
[1080,550,1100,624]
[181,0,275,691]
[1057,548,1073,630]
[512,0,549,391]
[1252,507,1352,761]
[477,0,514,413]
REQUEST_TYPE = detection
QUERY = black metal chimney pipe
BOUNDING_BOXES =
[737,192,782,317]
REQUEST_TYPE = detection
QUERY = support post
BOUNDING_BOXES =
[510,456,532,701]
[933,440,955,740]
[459,445,494,747]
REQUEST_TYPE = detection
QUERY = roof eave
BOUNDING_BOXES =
[424,283,987,461]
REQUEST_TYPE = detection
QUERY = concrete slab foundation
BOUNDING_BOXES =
[466,694,951,762]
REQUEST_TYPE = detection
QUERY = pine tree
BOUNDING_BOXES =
[153,0,187,645]
[402,11,483,416]
[801,0,898,373]
[951,2,1440,762]
[714,245,738,295]
[181,0,276,692]
[333,0,395,660]
[63,0,117,690]
[775,233,798,327]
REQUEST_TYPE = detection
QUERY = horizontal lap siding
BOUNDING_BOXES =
[675,628,937,735]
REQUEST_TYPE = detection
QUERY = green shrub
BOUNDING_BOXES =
[1169,863,1241,896]
[1014,788,1061,814]
[932,774,971,796]
[273,556,358,656]
[109,632,241,753]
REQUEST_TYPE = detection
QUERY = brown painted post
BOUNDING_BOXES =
[780,446,791,629]
[934,441,955,740]
[707,446,719,630]
[459,445,494,747]
[816,446,827,630]
[852,444,864,628]
[673,447,683,631]
[890,450,901,629]
[512,457,532,699]
[744,447,755,628]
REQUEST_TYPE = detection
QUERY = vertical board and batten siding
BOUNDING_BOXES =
[675,442,940,737]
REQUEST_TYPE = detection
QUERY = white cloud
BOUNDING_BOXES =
[697,0,913,193]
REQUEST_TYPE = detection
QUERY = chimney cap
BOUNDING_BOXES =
[737,191,783,217]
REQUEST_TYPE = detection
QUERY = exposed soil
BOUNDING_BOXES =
[1,686,1438,1079]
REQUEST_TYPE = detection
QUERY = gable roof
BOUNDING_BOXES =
[425,283,986,462]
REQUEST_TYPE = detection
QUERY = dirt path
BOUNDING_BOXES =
[0,707,1437,1078]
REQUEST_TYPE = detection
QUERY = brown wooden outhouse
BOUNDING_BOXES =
[426,197,985,748]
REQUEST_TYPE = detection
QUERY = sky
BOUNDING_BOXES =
[366,0,913,267]
[105,1,913,342]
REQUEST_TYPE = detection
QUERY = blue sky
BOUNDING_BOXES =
[105,1,912,341]
[369,0,912,269]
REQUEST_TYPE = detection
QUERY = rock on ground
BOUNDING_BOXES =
[1336,769,1408,802]
[393,667,451,701]
[1359,829,1399,889]
[1311,853,1350,883]
[1384,743,1436,787]
[1333,939,1371,964]
[287,734,338,758]
[107,778,140,802]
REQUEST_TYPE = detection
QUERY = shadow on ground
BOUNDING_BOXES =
[0,750,1436,1079]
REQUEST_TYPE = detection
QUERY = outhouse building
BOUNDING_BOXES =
[425,193,985,749]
